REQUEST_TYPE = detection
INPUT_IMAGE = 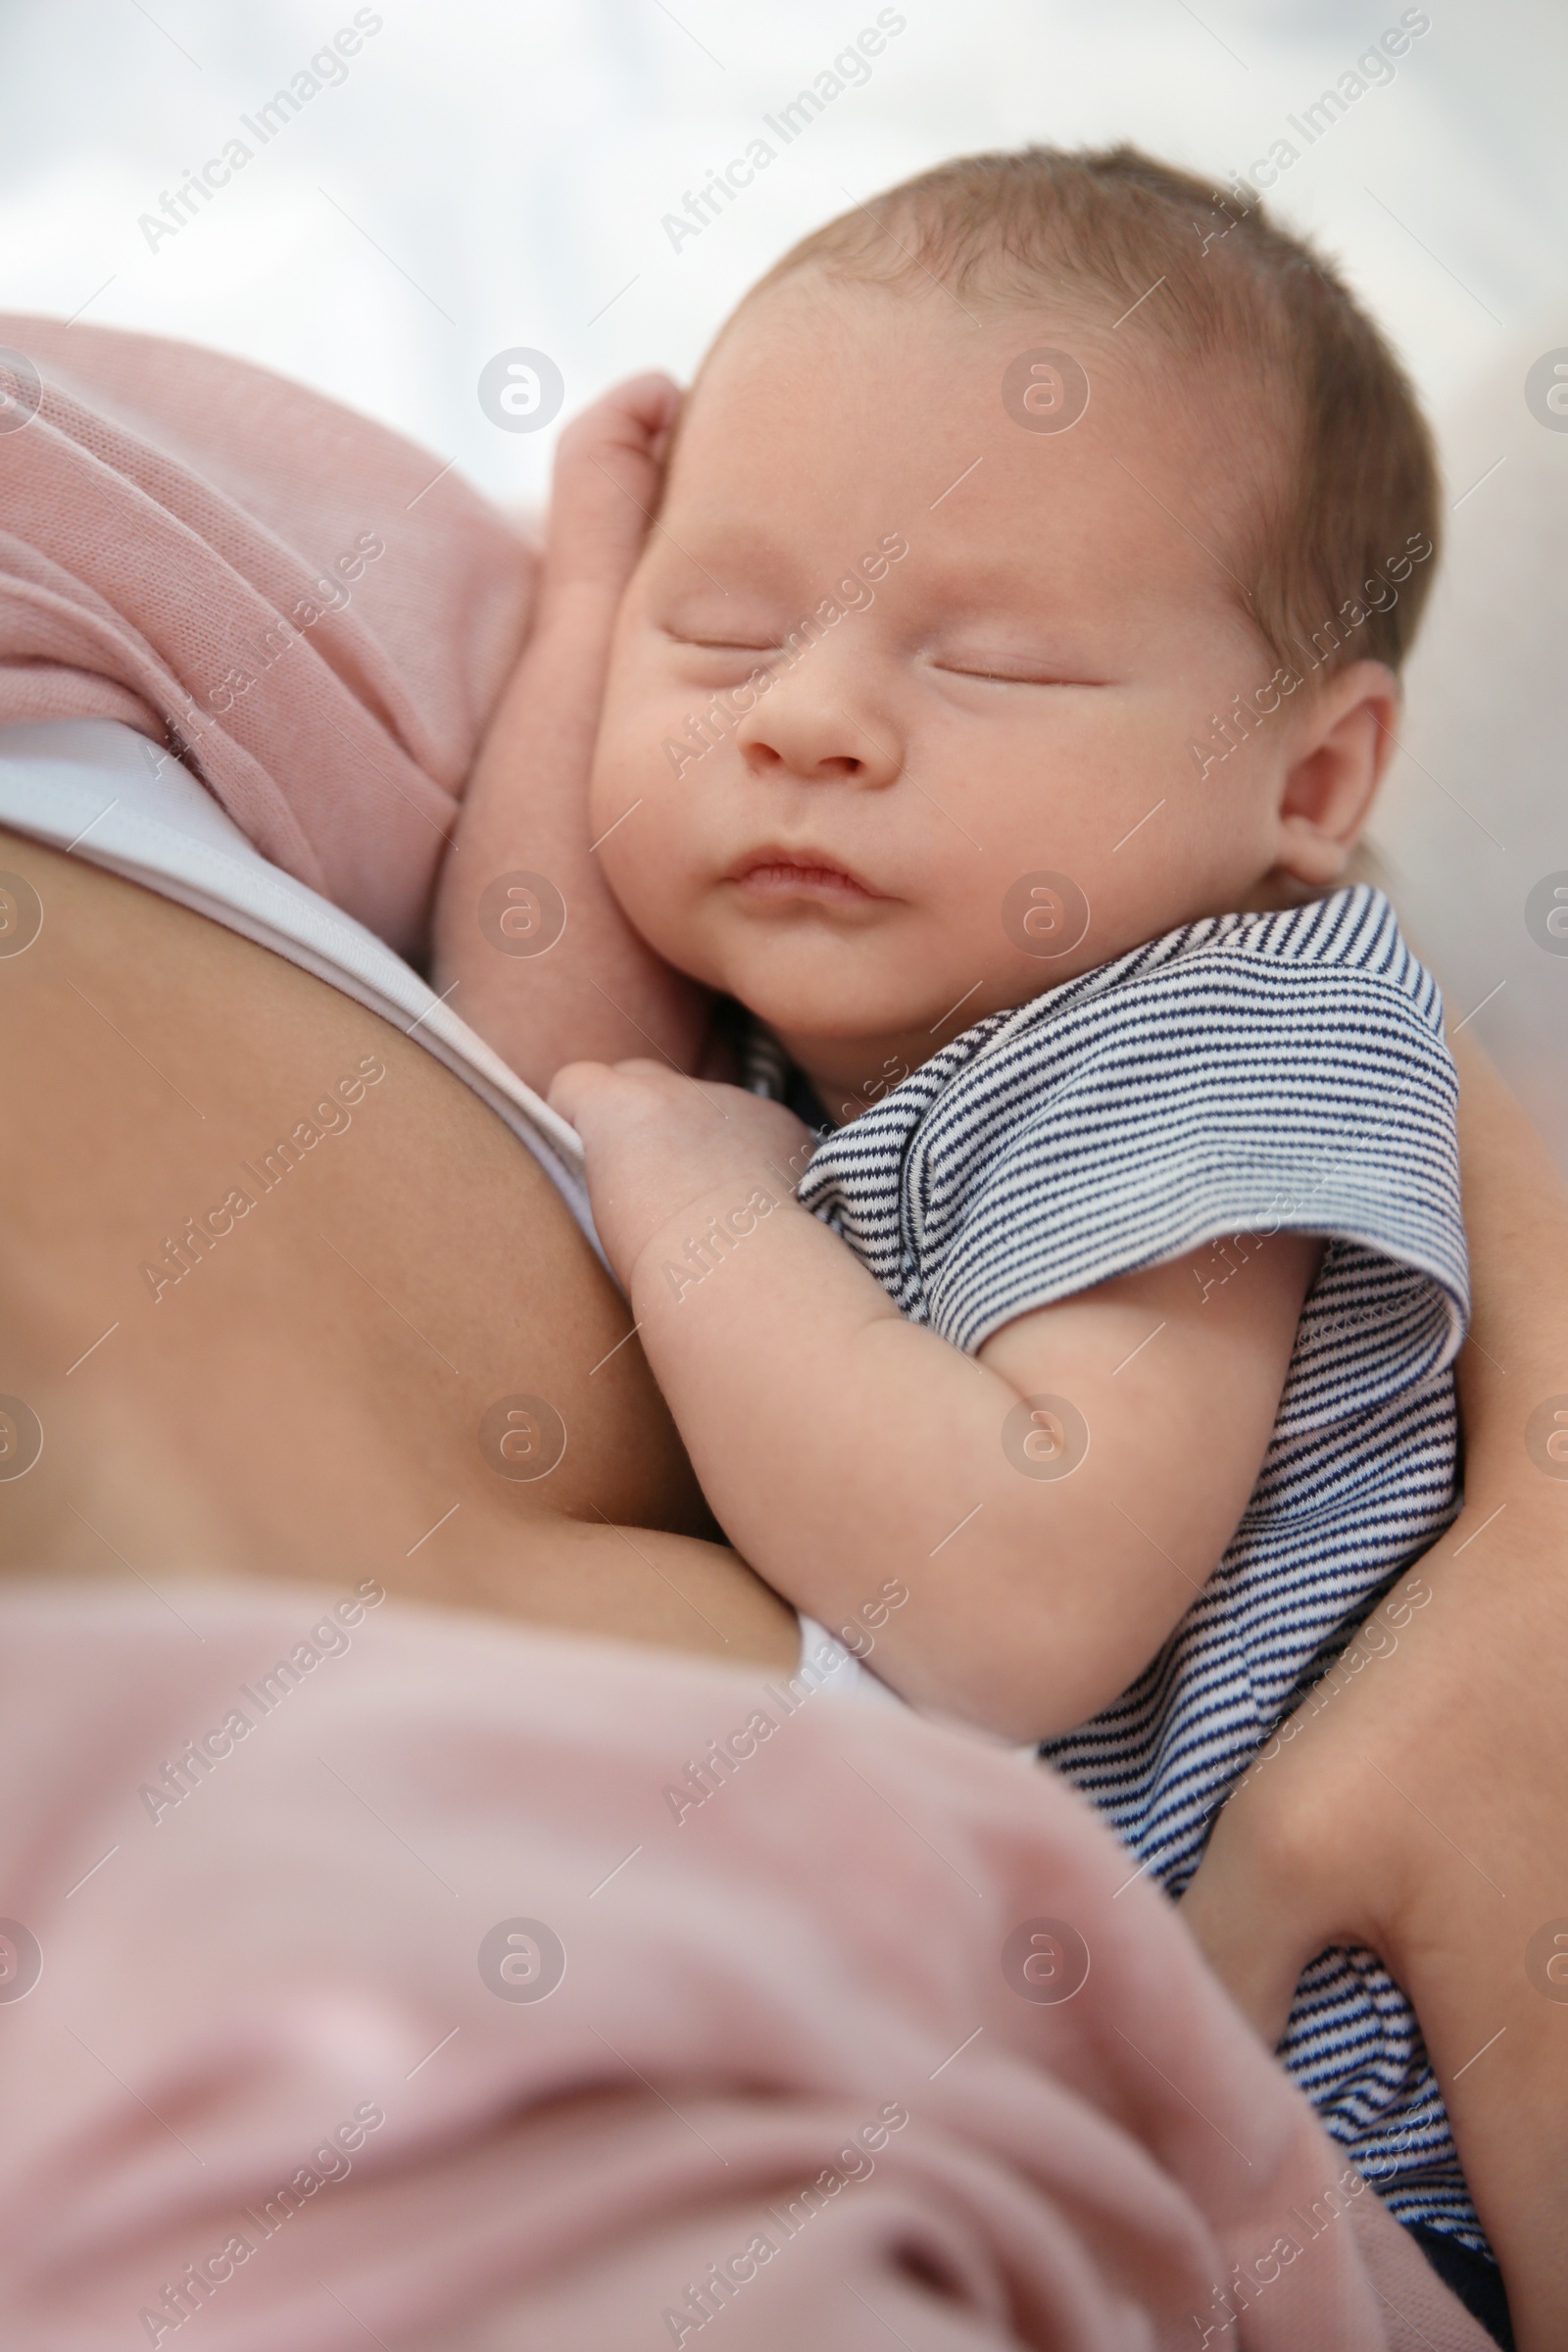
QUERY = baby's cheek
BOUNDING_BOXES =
[590,651,729,965]
[592,651,689,822]
[592,745,699,951]
[585,662,641,821]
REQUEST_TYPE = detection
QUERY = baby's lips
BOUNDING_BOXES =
[725,847,888,902]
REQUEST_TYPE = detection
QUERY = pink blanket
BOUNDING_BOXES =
[0,317,534,956]
[0,1584,1486,2350]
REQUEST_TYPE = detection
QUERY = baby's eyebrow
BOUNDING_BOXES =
[912,550,1067,609]
[651,517,801,588]
[651,522,1098,641]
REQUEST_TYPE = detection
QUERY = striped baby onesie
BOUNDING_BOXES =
[751,884,1481,2250]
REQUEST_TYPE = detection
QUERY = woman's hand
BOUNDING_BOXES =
[1182,1037,1568,2351]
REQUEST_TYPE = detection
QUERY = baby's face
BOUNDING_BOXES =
[592,273,1322,1104]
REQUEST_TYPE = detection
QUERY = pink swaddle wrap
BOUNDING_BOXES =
[0,316,534,956]
[0,1585,1488,2351]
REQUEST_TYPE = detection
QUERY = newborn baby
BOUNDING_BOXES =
[434,145,1501,2317]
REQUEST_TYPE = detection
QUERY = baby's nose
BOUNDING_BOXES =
[734,680,900,791]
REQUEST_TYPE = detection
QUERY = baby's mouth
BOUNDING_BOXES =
[725,847,888,904]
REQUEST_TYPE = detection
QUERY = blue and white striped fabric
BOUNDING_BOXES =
[760,884,1481,2250]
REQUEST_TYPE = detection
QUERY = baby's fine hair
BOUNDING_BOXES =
[742,144,1442,687]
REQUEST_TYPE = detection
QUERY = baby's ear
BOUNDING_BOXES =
[1268,661,1401,890]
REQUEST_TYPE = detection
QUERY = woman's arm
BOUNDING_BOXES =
[1182,1033,1568,2350]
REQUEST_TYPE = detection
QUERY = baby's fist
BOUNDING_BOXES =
[544,373,683,600]
[550,1059,816,1287]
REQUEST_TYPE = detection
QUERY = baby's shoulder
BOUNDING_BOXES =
[1195,883,1430,994]
[985,881,1449,1074]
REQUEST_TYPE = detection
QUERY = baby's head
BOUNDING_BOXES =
[590,144,1440,1110]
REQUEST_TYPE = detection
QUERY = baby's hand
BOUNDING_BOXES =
[549,1059,816,1290]
[431,373,711,1093]
[541,371,683,606]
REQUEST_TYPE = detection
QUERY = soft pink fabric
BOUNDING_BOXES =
[0,1584,1488,2351]
[0,318,534,956]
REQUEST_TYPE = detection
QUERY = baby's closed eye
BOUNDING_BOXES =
[662,629,782,686]
[926,649,1113,689]
[667,631,781,654]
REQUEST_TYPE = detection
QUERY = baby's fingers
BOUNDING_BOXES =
[550,1059,696,1156]
[544,375,684,597]
[590,371,683,461]
[547,1058,621,1134]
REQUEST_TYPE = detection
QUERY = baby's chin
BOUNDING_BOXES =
[710,960,945,1052]
[626,898,990,1049]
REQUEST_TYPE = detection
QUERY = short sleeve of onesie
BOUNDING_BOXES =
[798,887,1468,1417]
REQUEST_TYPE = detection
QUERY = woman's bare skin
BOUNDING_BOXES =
[0,824,797,1668]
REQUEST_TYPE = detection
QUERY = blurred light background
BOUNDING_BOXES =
[2,0,1565,1153]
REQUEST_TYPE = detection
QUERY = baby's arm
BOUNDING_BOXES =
[430,377,710,1095]
[551,1059,1318,1743]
